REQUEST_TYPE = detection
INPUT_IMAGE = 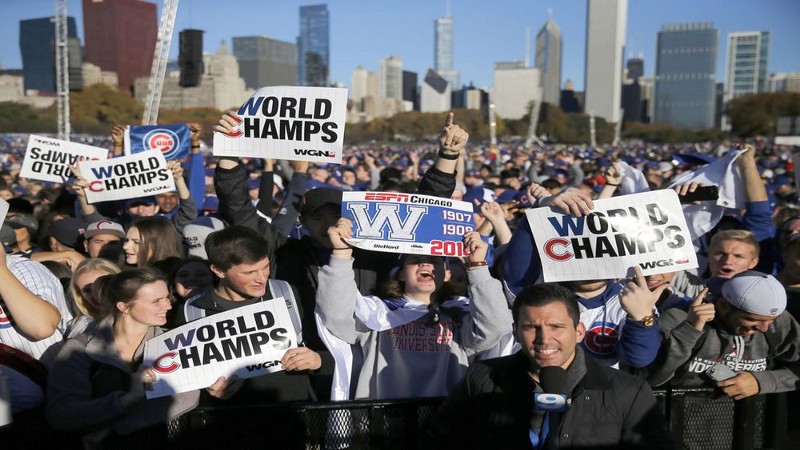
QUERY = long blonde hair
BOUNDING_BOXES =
[69,258,121,319]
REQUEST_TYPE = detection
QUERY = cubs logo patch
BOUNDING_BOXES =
[583,322,619,358]
[143,128,182,160]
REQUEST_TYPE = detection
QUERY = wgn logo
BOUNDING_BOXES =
[347,203,428,240]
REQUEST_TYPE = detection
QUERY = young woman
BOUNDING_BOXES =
[123,217,185,267]
[46,268,198,446]
[316,219,512,400]
[67,258,121,337]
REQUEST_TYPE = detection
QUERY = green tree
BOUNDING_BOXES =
[726,92,800,137]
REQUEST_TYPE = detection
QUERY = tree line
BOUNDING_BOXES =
[1,85,798,144]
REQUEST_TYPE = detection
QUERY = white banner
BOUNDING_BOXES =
[342,192,475,256]
[0,198,8,228]
[143,299,299,399]
[213,86,348,164]
[527,190,698,282]
[20,135,109,183]
[78,151,175,204]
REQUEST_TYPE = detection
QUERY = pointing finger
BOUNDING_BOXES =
[445,112,454,128]
[693,287,708,306]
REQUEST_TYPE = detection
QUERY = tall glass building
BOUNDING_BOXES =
[297,4,329,87]
[536,18,562,106]
[435,17,459,90]
[233,36,297,90]
[19,17,82,93]
[725,31,770,101]
[584,0,627,124]
[654,22,718,130]
[82,0,157,92]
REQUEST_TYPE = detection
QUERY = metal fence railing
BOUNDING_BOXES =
[1,388,792,450]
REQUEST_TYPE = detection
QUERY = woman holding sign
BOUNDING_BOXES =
[316,221,512,399]
[46,268,198,447]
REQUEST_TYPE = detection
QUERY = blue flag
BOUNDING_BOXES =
[126,124,191,161]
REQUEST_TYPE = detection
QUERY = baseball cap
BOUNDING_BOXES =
[51,218,88,249]
[6,213,39,233]
[126,196,157,208]
[183,216,226,259]
[84,220,126,240]
[301,188,342,216]
[707,270,787,317]
[0,224,17,247]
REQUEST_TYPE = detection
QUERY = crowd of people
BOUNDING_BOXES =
[0,112,798,449]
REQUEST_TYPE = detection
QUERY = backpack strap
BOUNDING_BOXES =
[268,279,304,345]
[182,293,206,322]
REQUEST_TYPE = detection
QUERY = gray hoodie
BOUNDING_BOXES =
[647,307,800,393]
[316,257,512,400]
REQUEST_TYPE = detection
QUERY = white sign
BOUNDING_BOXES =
[342,191,475,256]
[78,151,176,203]
[0,198,8,228]
[527,190,698,282]
[20,135,109,183]
[213,86,348,164]
[143,299,299,399]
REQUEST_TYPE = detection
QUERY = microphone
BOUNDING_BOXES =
[534,366,571,412]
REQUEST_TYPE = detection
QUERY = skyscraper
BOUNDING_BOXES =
[435,16,459,90]
[350,66,369,105]
[379,56,403,100]
[402,70,419,110]
[536,17,562,106]
[654,22,718,130]
[621,57,644,123]
[493,62,541,120]
[297,4,329,87]
[19,17,83,92]
[421,68,451,113]
[82,0,157,92]
[584,0,627,123]
[232,36,297,90]
[725,31,770,102]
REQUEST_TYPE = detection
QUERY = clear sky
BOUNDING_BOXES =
[2,0,799,91]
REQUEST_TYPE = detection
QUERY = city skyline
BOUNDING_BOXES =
[1,0,799,93]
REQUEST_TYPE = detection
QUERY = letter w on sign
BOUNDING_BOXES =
[348,203,427,240]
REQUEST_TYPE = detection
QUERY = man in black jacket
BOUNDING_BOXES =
[425,283,673,449]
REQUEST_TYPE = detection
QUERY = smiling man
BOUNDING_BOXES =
[425,283,672,449]
[647,270,800,399]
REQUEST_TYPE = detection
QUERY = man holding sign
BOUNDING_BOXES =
[173,226,328,402]
[499,187,689,369]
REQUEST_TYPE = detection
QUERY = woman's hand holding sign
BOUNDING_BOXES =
[206,375,245,400]
[463,231,488,267]
[328,218,354,259]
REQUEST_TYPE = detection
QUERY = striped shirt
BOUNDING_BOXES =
[0,255,72,367]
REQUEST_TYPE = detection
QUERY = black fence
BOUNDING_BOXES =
[2,388,794,449]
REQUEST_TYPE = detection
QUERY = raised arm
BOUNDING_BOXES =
[0,248,61,340]
[458,231,513,355]
[315,218,362,343]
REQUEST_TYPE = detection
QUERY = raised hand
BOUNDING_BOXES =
[328,218,354,254]
[619,266,669,321]
[539,189,594,217]
[215,110,242,137]
[463,231,488,264]
[686,288,714,331]
[438,112,468,155]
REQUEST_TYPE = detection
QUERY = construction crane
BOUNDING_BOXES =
[142,0,180,125]
[524,92,544,149]
[54,0,70,141]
